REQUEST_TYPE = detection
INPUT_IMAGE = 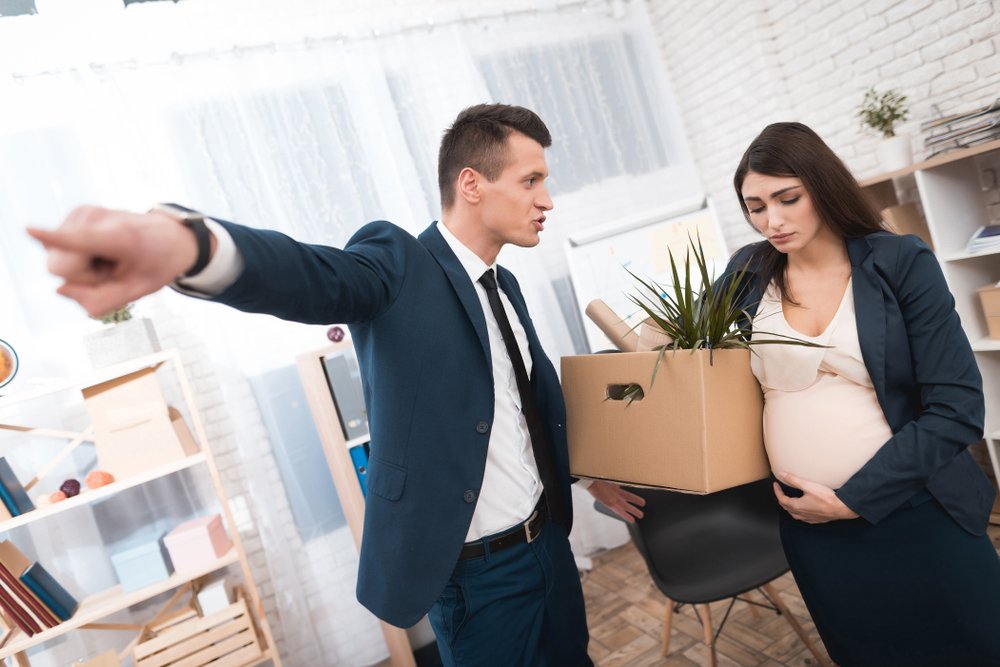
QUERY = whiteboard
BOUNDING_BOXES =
[566,198,729,352]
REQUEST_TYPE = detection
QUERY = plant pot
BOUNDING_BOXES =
[876,135,912,172]
[83,318,162,369]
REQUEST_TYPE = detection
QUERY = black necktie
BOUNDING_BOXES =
[478,269,567,526]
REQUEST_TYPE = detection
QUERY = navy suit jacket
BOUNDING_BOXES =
[209,219,574,627]
[720,232,994,535]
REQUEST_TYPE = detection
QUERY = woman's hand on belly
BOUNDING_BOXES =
[774,472,860,524]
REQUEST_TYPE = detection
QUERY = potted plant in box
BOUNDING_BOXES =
[857,86,911,172]
[559,235,823,493]
[624,235,819,401]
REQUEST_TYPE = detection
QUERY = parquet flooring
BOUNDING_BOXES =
[584,522,1000,667]
[372,523,1000,666]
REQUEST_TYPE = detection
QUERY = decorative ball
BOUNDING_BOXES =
[59,479,81,498]
[327,326,345,342]
[49,491,67,503]
[86,470,114,489]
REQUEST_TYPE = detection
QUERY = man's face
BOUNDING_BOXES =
[477,131,553,250]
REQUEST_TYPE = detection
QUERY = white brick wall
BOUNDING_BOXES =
[647,0,1000,248]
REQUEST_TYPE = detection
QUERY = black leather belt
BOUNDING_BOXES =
[459,507,544,560]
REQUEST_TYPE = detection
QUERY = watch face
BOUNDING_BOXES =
[0,339,18,389]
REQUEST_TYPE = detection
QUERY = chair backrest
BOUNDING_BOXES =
[610,479,788,604]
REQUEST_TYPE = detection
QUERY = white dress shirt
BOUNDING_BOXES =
[435,221,545,541]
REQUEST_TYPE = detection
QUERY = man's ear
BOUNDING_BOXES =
[457,167,481,205]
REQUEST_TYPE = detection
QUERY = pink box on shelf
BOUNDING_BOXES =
[162,514,233,572]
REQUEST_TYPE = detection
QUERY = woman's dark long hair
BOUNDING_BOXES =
[733,122,887,300]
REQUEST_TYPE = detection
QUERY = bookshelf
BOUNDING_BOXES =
[296,342,417,667]
[0,350,281,665]
[859,141,1000,521]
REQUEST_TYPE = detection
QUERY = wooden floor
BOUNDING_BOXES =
[583,522,1000,667]
[374,522,1000,667]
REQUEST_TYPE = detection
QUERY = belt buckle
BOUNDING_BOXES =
[524,510,540,543]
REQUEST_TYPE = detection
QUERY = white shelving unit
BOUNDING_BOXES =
[861,138,1000,522]
[0,350,281,665]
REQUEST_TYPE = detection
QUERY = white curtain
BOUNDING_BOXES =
[0,1,697,663]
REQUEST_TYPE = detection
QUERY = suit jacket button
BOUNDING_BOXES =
[476,421,490,434]
[464,490,476,503]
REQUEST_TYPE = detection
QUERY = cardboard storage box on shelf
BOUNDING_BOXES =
[82,366,200,480]
[978,284,1000,340]
[109,532,174,593]
[561,348,768,493]
[881,203,934,250]
[163,514,234,572]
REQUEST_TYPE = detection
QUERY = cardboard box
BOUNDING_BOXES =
[163,514,233,572]
[561,349,768,493]
[881,203,934,250]
[978,285,1000,340]
[82,366,200,480]
[196,577,232,616]
[110,535,174,593]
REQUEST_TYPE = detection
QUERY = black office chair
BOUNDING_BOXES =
[595,479,830,667]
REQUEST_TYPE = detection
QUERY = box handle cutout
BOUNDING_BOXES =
[606,383,644,402]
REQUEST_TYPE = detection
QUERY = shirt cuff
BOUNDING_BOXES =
[574,478,595,490]
[172,218,243,297]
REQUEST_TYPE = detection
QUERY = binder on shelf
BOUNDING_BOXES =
[0,457,34,517]
[20,561,78,622]
[349,444,369,497]
[322,352,370,441]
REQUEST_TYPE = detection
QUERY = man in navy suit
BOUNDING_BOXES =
[31,103,645,665]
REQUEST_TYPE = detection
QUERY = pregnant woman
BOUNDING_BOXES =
[720,121,1000,667]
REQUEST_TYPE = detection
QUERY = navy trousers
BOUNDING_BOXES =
[428,519,593,667]
[780,489,1000,667]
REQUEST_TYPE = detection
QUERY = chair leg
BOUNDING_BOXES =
[695,603,717,667]
[761,582,831,667]
[661,598,675,656]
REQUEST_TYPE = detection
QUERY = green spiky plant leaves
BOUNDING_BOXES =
[620,235,824,403]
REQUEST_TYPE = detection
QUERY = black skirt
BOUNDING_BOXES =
[779,489,1000,667]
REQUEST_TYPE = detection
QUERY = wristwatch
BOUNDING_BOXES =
[151,203,212,278]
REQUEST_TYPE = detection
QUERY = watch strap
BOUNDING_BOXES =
[151,203,212,278]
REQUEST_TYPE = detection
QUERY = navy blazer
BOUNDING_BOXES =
[720,232,994,535]
[209,219,574,627]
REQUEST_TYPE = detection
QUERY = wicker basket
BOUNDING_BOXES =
[133,590,261,667]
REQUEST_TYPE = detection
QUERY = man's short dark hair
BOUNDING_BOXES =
[438,103,552,210]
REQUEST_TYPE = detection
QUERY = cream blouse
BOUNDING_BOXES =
[750,280,893,489]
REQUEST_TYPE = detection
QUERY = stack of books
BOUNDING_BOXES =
[966,225,1000,254]
[0,458,34,519]
[0,540,78,637]
[922,99,1000,157]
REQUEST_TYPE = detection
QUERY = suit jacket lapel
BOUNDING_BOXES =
[418,223,491,365]
[848,236,887,398]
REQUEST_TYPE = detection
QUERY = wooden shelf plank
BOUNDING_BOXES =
[943,246,1000,262]
[858,137,1000,187]
[0,454,206,532]
[972,338,1000,353]
[0,548,240,657]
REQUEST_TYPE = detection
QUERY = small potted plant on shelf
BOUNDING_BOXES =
[82,303,162,369]
[857,86,911,172]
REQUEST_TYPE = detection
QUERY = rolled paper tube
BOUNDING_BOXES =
[585,300,638,352]
[636,319,673,352]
